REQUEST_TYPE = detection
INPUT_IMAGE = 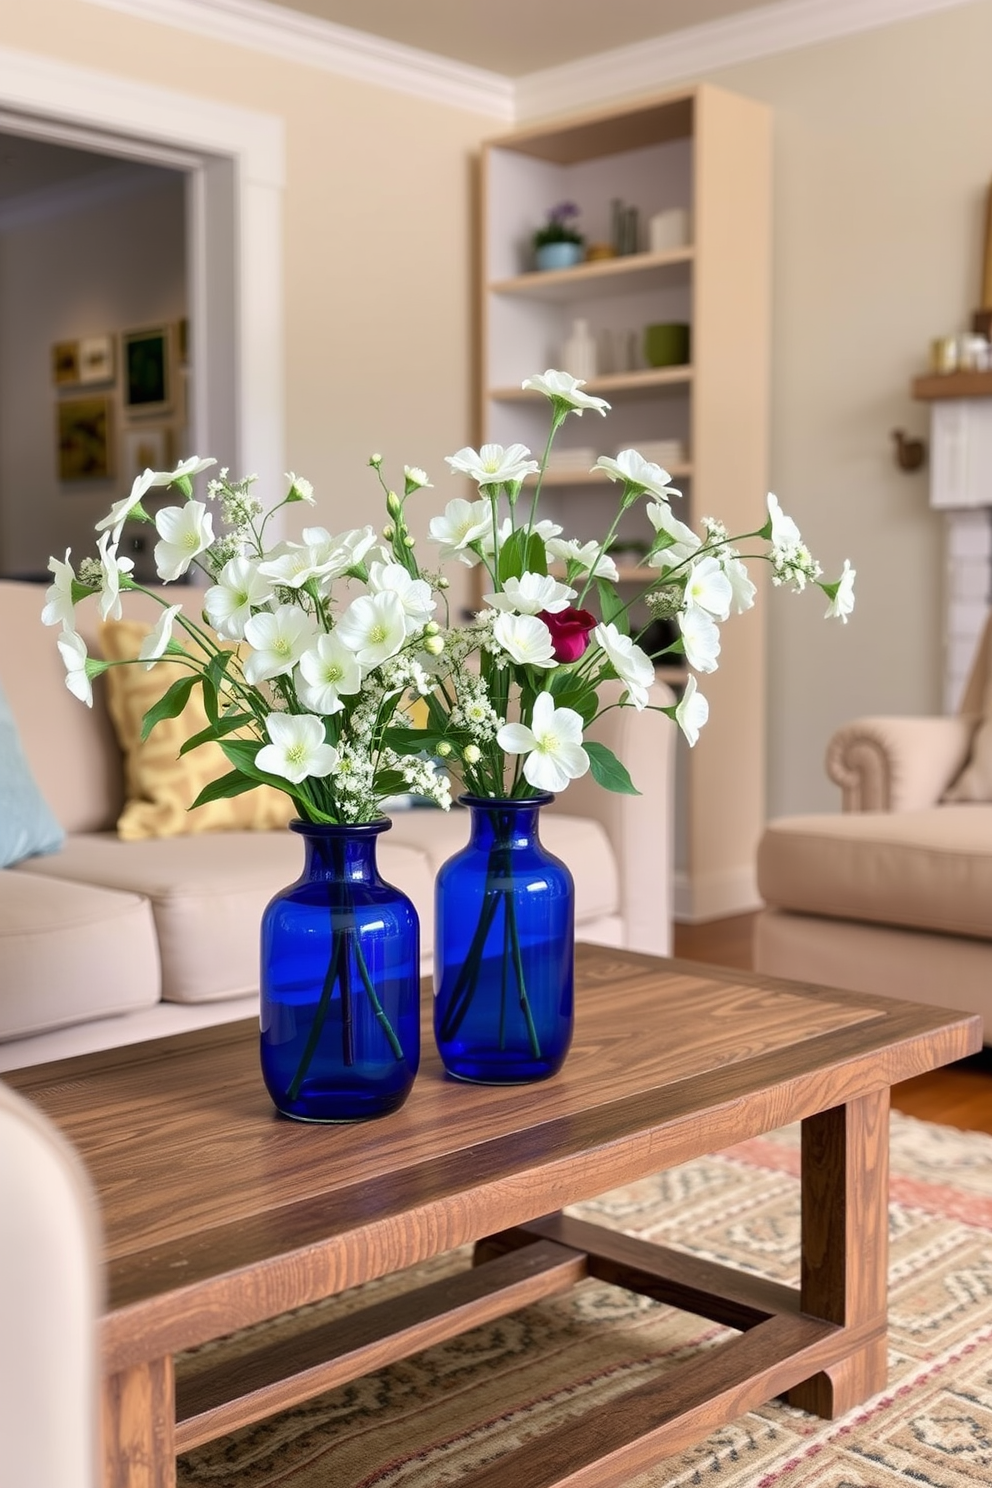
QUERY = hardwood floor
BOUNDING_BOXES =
[673,915,992,1136]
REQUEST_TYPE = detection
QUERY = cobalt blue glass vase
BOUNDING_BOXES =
[260,819,419,1122]
[434,795,574,1084]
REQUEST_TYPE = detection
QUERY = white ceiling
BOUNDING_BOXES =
[263,0,774,76]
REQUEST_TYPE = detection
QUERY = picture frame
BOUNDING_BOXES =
[57,397,113,482]
[78,334,115,386]
[52,340,80,386]
[122,326,171,415]
[121,426,172,484]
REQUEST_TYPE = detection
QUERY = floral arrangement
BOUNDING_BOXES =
[42,369,854,829]
[533,201,584,249]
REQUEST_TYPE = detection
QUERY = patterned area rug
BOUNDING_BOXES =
[176,1111,992,1486]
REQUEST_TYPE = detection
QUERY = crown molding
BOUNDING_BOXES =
[80,0,515,121]
[514,0,981,120]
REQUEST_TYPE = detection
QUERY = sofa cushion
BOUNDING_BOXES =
[101,620,296,841]
[0,871,159,1039]
[0,679,64,867]
[386,807,620,925]
[757,806,992,941]
[18,830,435,1004]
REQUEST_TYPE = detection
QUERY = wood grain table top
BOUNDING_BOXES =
[5,945,981,1373]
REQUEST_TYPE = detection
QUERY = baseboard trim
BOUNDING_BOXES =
[674,865,763,924]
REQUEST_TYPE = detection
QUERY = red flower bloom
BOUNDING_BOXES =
[537,606,597,663]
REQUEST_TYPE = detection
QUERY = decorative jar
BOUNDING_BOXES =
[434,795,574,1084]
[261,819,419,1122]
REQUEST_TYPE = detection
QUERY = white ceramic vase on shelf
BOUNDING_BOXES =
[561,319,597,382]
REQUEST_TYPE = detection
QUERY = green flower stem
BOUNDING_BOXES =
[437,841,543,1060]
[353,939,405,1059]
[286,927,344,1100]
[339,933,355,1067]
[504,877,541,1059]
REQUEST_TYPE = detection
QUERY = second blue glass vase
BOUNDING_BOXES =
[260,819,420,1122]
[434,795,574,1084]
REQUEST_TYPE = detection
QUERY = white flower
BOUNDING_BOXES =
[256,713,338,785]
[593,623,655,710]
[57,630,94,707]
[675,674,709,747]
[678,605,721,674]
[545,537,619,582]
[296,633,362,714]
[491,612,558,669]
[722,555,757,614]
[154,500,215,581]
[683,555,733,622]
[427,498,492,564]
[41,549,77,628]
[334,526,379,571]
[497,691,590,793]
[646,501,701,568]
[334,591,407,667]
[825,559,856,623]
[95,469,159,543]
[594,449,680,500]
[404,465,432,490]
[521,370,610,416]
[368,561,436,632]
[445,443,540,487]
[258,526,377,589]
[203,557,274,640]
[243,604,318,683]
[285,471,315,504]
[767,491,803,555]
[485,572,575,616]
[95,531,135,622]
[165,456,216,485]
[139,604,183,668]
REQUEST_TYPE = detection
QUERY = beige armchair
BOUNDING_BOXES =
[754,616,992,1038]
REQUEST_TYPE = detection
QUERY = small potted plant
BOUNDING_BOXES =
[533,201,585,272]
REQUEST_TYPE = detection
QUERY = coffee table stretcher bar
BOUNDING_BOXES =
[4,947,980,1488]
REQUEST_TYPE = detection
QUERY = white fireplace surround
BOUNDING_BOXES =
[928,399,992,712]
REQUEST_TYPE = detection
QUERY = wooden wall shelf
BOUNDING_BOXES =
[912,371,992,401]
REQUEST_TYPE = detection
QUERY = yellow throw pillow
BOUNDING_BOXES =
[101,619,295,841]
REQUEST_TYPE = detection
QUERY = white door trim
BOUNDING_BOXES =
[0,44,285,493]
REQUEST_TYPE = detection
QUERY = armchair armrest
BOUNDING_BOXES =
[826,714,979,812]
[548,678,676,957]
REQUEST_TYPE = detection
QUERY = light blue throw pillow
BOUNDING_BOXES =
[0,678,64,867]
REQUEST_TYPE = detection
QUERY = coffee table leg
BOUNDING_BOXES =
[102,1357,176,1488]
[788,1089,890,1418]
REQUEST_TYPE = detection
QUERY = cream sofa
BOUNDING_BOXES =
[755,617,992,1038]
[0,579,675,1071]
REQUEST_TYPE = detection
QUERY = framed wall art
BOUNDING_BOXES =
[122,326,171,415]
[122,426,172,483]
[52,340,80,386]
[57,397,113,482]
[78,334,115,385]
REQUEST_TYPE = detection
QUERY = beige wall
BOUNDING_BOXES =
[0,170,186,577]
[699,2,992,815]
[0,0,494,610]
[3,1,990,819]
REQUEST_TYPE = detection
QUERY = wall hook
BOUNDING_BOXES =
[892,428,926,471]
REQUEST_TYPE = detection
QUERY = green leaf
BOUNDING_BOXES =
[524,532,548,577]
[497,527,528,584]
[178,713,254,756]
[547,672,598,723]
[189,770,262,809]
[140,675,197,741]
[583,740,641,795]
[596,578,628,635]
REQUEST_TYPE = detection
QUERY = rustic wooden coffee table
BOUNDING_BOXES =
[5,945,982,1488]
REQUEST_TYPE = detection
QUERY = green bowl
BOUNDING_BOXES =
[643,323,690,368]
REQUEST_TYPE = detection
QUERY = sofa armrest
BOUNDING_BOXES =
[548,678,676,957]
[825,715,979,812]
